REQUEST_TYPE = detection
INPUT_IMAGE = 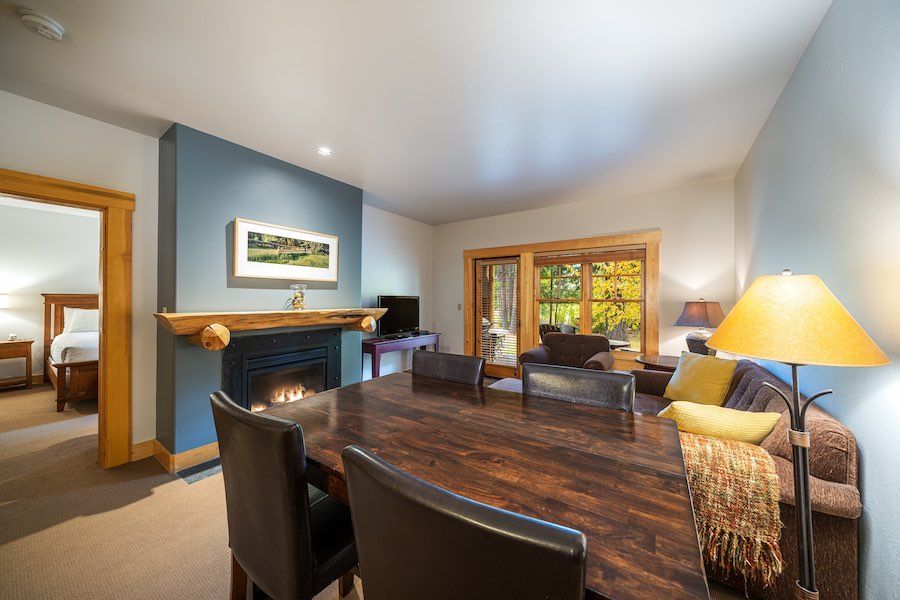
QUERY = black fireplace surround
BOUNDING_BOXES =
[222,328,342,413]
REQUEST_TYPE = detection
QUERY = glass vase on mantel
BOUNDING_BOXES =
[286,283,307,310]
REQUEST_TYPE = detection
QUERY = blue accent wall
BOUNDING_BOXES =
[157,124,363,453]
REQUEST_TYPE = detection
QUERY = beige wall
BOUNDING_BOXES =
[733,0,900,595]
[360,202,435,378]
[0,91,159,444]
[433,178,735,357]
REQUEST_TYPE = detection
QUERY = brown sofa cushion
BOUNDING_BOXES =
[723,360,786,412]
[634,392,669,416]
[761,404,858,486]
[770,455,861,519]
[719,360,858,486]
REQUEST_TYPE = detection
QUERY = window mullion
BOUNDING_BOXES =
[580,262,591,334]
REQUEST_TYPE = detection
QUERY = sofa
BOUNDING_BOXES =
[633,360,861,600]
[519,332,614,371]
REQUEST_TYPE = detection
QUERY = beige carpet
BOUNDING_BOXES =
[0,385,741,599]
[0,386,360,600]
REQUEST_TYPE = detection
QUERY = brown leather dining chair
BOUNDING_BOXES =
[341,444,587,600]
[210,392,357,600]
[412,349,486,385]
[521,363,635,412]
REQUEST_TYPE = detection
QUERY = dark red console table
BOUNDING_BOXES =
[362,332,440,378]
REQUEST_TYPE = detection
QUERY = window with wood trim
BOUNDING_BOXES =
[535,248,646,352]
[463,230,660,369]
[590,257,643,351]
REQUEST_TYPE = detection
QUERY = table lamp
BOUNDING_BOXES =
[706,270,889,599]
[674,299,726,355]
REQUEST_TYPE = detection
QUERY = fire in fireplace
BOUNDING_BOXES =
[248,360,324,413]
[221,328,342,412]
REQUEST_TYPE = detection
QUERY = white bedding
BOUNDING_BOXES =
[50,331,99,364]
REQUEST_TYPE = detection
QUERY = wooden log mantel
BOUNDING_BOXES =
[154,308,387,351]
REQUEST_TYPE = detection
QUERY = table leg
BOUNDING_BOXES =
[434,339,440,352]
[372,348,381,378]
[25,354,32,388]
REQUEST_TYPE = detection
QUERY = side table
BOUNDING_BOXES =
[0,339,34,390]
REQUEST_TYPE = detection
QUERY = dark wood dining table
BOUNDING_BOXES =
[267,371,709,600]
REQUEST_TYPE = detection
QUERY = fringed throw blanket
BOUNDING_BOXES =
[679,432,783,588]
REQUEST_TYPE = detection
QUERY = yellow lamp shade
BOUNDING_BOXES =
[706,272,889,367]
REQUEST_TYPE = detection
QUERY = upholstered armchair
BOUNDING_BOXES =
[518,332,615,372]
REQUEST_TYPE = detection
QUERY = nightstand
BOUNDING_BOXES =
[0,339,34,390]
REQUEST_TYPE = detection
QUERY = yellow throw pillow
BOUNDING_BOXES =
[663,351,737,406]
[659,401,781,445]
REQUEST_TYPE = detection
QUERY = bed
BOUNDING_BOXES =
[42,294,99,412]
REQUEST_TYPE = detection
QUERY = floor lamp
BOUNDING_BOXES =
[706,270,889,599]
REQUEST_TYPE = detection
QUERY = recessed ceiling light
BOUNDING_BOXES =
[316,146,333,157]
[18,8,65,41]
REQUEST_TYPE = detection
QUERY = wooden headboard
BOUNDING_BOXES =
[42,293,99,362]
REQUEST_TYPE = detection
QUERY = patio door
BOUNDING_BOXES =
[475,257,520,378]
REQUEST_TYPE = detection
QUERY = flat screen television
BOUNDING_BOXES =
[377,295,420,337]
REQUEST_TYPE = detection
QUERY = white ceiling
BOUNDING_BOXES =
[0,1,831,224]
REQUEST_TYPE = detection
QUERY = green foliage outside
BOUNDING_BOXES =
[539,260,643,350]
[539,302,581,328]
[591,302,642,350]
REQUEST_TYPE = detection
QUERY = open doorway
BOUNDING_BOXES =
[0,197,100,405]
[0,196,101,451]
[0,168,134,468]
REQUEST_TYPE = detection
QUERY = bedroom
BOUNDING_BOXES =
[0,196,101,424]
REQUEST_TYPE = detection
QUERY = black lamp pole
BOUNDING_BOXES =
[763,364,832,600]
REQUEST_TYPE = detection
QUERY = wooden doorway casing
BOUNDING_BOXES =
[0,168,134,468]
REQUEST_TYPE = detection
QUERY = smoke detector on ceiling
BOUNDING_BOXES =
[18,8,65,41]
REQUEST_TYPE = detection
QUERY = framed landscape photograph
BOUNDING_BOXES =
[233,218,339,281]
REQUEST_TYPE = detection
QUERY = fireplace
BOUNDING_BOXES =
[222,328,341,412]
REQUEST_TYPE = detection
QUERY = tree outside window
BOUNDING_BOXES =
[538,264,581,329]
[591,260,643,351]
[536,257,644,351]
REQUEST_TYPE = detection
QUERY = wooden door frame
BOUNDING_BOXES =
[463,229,660,374]
[470,256,522,379]
[0,168,134,468]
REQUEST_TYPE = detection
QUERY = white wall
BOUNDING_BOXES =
[360,202,434,379]
[0,91,159,444]
[0,202,99,378]
[734,0,900,596]
[433,179,735,356]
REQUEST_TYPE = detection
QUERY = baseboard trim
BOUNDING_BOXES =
[152,439,220,473]
[130,439,155,462]
[0,374,46,389]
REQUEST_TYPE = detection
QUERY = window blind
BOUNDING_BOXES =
[476,258,519,368]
